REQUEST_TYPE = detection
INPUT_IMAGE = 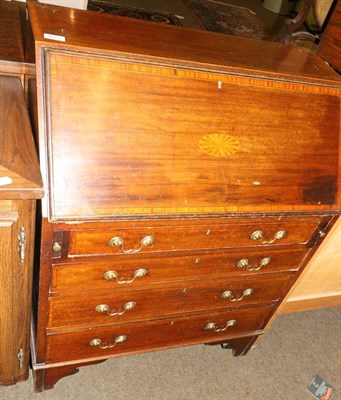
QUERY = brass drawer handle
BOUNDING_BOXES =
[95,301,136,316]
[103,268,148,284]
[89,335,127,350]
[221,288,254,302]
[108,235,155,254]
[52,242,62,252]
[205,319,236,332]
[237,257,272,271]
[250,230,286,244]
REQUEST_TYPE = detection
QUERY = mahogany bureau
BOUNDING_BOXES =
[27,1,341,391]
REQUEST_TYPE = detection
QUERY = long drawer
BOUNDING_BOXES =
[48,273,292,330]
[50,247,307,292]
[45,304,274,363]
[68,217,323,257]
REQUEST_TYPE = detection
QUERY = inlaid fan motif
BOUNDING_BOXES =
[199,133,239,157]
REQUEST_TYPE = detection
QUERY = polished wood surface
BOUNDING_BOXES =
[0,76,43,200]
[40,54,339,219]
[0,212,18,384]
[0,0,24,62]
[0,76,43,385]
[0,0,35,77]
[45,304,273,364]
[28,1,340,391]
[318,0,341,72]
[27,1,341,86]
[68,217,324,256]
[48,273,292,330]
[33,213,335,385]
[50,248,308,292]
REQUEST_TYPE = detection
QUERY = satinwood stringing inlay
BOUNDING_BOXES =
[199,133,239,157]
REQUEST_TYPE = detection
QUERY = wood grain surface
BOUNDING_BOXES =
[45,304,273,364]
[0,213,18,384]
[68,217,323,257]
[47,273,291,331]
[0,0,35,76]
[0,76,43,199]
[27,0,341,86]
[50,247,308,292]
[39,54,340,219]
[0,73,42,385]
[27,0,341,391]
[0,200,38,384]
[0,1,24,64]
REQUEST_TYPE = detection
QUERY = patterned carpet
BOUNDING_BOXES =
[87,0,183,25]
[87,0,270,40]
[183,0,271,39]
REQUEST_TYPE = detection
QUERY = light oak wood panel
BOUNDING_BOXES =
[281,217,341,313]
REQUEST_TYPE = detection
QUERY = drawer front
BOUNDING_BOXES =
[48,273,292,329]
[51,248,307,292]
[68,218,321,257]
[45,304,273,363]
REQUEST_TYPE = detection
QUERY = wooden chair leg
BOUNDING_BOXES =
[280,0,315,43]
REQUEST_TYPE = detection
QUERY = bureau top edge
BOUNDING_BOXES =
[39,47,341,94]
[27,1,341,89]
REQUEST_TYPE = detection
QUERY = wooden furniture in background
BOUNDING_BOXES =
[280,0,336,44]
[254,217,340,343]
[280,217,340,313]
[28,1,340,391]
[0,0,43,386]
[0,75,43,385]
[0,0,35,90]
[318,0,341,71]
